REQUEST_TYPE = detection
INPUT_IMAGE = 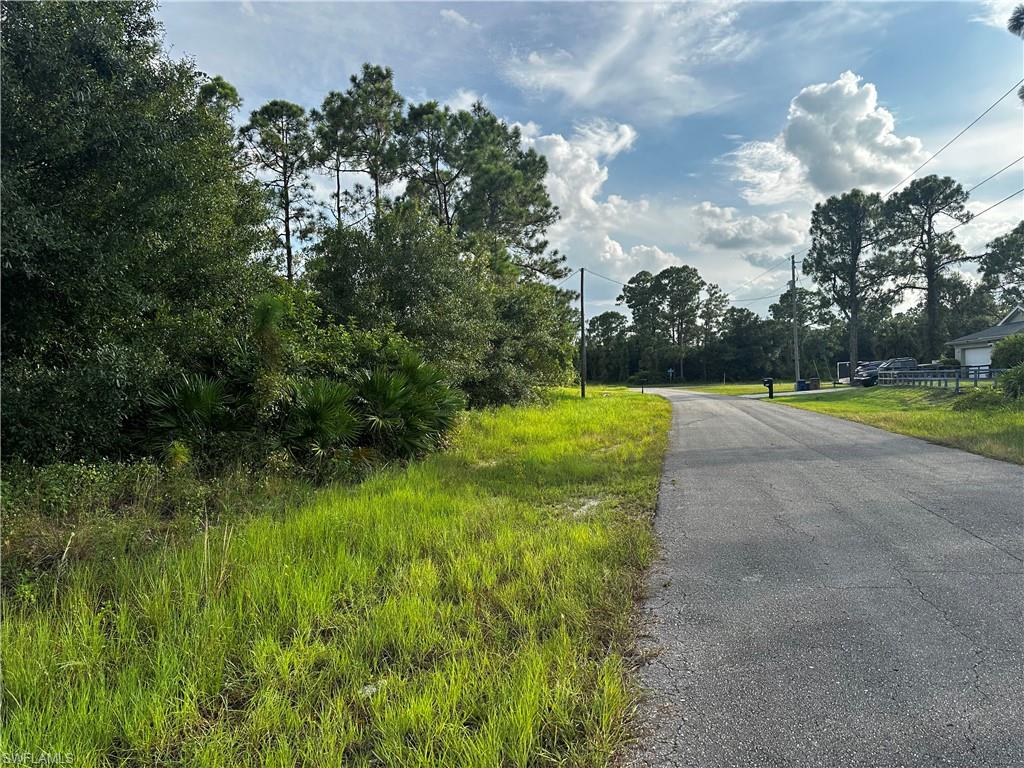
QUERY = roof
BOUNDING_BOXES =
[998,306,1024,325]
[948,320,1024,346]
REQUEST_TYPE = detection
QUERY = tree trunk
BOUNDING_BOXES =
[335,166,342,223]
[925,262,939,361]
[283,185,293,282]
[679,323,685,383]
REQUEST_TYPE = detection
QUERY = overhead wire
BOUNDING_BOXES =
[883,77,1024,197]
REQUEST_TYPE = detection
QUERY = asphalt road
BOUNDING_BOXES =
[625,388,1024,768]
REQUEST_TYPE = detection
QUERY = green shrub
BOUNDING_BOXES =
[354,356,464,459]
[145,372,232,460]
[284,378,361,449]
[998,363,1024,400]
[951,388,1008,411]
[992,334,1024,369]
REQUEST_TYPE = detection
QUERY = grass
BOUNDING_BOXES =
[657,381,798,396]
[774,386,1024,464]
[2,387,671,767]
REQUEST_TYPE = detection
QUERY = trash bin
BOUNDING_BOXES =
[795,379,807,391]
[808,377,820,390]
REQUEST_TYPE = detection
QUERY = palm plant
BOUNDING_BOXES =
[1009,4,1024,36]
[146,373,229,455]
[355,356,465,458]
[284,378,362,451]
[354,367,414,452]
[1012,5,1024,102]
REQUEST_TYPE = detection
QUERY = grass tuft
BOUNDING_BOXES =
[2,387,670,766]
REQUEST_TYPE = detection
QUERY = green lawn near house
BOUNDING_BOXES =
[657,381,799,396]
[2,387,671,767]
[773,386,1024,464]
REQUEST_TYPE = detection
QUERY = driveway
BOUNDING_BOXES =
[625,388,1024,768]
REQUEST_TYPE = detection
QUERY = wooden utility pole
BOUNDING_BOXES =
[791,253,801,383]
[580,268,587,399]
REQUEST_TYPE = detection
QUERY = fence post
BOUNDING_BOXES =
[955,370,961,394]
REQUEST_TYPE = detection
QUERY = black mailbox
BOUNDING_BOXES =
[762,377,774,399]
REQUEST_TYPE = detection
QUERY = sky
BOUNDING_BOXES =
[157,0,1024,317]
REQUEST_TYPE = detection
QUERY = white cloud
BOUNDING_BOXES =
[954,195,1024,256]
[520,120,806,307]
[693,202,805,249]
[446,88,484,111]
[730,71,927,204]
[440,8,478,29]
[505,3,752,119]
[972,0,1017,27]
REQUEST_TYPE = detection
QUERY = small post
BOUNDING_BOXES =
[580,268,586,400]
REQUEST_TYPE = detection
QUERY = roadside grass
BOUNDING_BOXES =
[2,387,671,767]
[774,386,1024,464]
[656,381,798,396]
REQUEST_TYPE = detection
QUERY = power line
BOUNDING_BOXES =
[731,292,783,303]
[965,155,1024,195]
[943,187,1024,234]
[723,257,791,296]
[883,77,1024,197]
[552,268,579,289]
[586,269,627,287]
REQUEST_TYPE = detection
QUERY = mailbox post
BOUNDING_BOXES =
[762,377,774,399]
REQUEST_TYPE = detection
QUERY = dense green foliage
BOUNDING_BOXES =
[1,0,273,462]
[991,333,1024,369]
[980,222,1024,305]
[1,1,575,475]
[998,363,1024,400]
[3,389,671,766]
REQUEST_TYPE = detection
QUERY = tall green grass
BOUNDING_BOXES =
[2,387,670,766]
[775,387,1024,464]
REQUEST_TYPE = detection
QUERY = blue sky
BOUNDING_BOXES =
[158,1,1024,316]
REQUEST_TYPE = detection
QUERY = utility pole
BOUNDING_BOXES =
[580,268,587,399]
[791,253,801,384]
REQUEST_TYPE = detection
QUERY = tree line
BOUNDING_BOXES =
[585,184,1022,384]
[589,4,1024,387]
[1,0,576,471]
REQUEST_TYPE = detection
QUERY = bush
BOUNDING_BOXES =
[998,363,1024,400]
[355,355,465,458]
[991,333,1024,369]
[951,388,1009,411]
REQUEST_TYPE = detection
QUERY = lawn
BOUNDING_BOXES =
[658,381,798,396]
[774,386,1024,464]
[2,387,671,767]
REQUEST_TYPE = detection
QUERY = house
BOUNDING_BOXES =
[947,305,1024,367]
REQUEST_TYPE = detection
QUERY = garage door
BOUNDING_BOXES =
[964,346,991,366]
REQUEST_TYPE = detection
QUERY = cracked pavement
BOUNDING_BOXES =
[624,389,1024,768]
